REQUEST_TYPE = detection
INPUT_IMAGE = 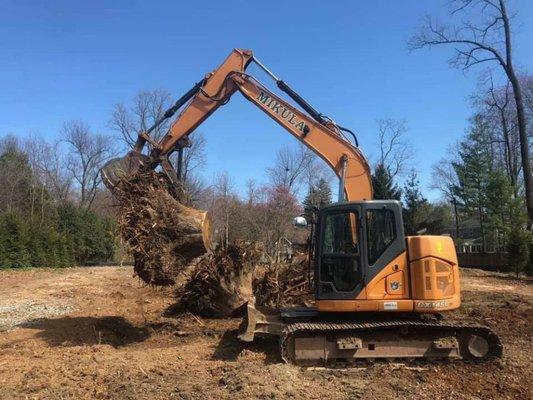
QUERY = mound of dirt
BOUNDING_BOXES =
[114,169,211,286]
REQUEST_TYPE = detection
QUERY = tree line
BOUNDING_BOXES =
[0,0,530,275]
[0,135,115,268]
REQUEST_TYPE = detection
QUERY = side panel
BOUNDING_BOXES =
[315,299,414,312]
[356,252,410,300]
[407,236,461,312]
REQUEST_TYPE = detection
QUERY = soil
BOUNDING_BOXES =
[0,266,531,400]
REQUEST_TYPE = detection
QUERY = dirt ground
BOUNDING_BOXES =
[0,266,531,400]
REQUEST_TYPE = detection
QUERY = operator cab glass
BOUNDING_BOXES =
[320,210,361,292]
[366,209,396,265]
[315,201,406,300]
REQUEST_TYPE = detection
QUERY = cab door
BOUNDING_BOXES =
[362,202,406,286]
[315,204,364,300]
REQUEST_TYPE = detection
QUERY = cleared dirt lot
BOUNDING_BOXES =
[0,266,531,400]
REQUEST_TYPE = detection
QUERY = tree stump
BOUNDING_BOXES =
[114,169,212,286]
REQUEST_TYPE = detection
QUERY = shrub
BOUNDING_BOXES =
[0,213,31,268]
[27,224,72,268]
[0,204,116,269]
[507,227,531,277]
[57,203,116,265]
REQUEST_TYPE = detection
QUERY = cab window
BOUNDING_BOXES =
[322,211,359,255]
[366,209,396,265]
[320,211,361,292]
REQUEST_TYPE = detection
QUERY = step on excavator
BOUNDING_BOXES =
[102,49,502,365]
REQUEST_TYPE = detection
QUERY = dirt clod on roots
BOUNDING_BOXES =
[174,242,311,317]
[114,169,211,286]
[175,242,262,317]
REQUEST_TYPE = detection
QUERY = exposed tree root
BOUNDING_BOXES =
[175,242,311,317]
[113,169,211,286]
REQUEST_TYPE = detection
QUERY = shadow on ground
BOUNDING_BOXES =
[212,329,282,364]
[19,316,151,347]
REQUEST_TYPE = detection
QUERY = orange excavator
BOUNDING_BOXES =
[102,49,501,364]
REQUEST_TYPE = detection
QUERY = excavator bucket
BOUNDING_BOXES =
[101,151,151,191]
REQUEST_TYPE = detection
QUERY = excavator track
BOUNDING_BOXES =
[280,320,502,366]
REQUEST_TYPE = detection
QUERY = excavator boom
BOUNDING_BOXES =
[102,49,372,201]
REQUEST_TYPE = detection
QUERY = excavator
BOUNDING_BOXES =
[102,49,502,365]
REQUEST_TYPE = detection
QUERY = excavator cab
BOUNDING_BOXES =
[313,201,405,302]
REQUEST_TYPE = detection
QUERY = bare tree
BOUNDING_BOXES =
[474,77,521,195]
[110,89,208,201]
[25,135,72,203]
[182,174,207,207]
[266,143,331,197]
[524,75,533,116]
[431,145,461,200]
[171,132,207,183]
[210,171,236,248]
[245,178,258,206]
[109,89,172,150]
[409,0,532,225]
[62,120,114,209]
[375,118,413,179]
[267,145,313,192]
[431,145,464,239]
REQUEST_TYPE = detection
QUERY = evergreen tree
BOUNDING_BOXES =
[0,137,116,269]
[485,169,517,248]
[27,224,72,268]
[0,141,34,215]
[372,163,402,200]
[57,203,116,265]
[303,178,332,219]
[402,170,427,235]
[452,114,493,250]
[0,213,31,268]
[401,171,450,235]
[507,227,531,277]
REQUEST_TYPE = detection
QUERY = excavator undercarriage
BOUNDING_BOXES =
[239,299,503,365]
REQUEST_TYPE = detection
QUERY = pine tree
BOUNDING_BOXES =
[0,213,31,268]
[372,163,402,200]
[452,114,493,250]
[303,178,332,219]
[485,169,517,248]
[57,203,116,265]
[507,227,531,277]
[402,170,427,235]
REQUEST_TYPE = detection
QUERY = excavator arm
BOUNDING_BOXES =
[102,49,372,201]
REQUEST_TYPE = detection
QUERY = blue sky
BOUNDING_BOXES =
[1,0,532,200]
